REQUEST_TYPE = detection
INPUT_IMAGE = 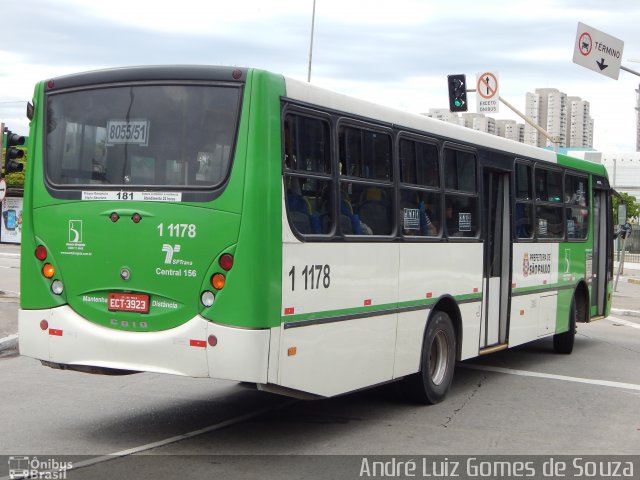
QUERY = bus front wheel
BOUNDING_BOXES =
[402,311,456,404]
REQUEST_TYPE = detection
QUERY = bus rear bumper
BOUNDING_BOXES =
[18,306,270,382]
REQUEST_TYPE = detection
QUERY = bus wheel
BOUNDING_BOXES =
[402,311,456,404]
[553,297,576,354]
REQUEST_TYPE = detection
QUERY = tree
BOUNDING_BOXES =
[612,191,639,224]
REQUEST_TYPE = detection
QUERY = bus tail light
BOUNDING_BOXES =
[208,335,218,347]
[35,245,47,261]
[219,253,234,271]
[211,273,226,290]
[42,264,55,279]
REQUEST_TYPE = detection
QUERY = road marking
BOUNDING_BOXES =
[607,315,640,328]
[0,399,298,480]
[462,364,640,392]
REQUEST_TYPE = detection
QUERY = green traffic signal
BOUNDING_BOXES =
[447,74,468,113]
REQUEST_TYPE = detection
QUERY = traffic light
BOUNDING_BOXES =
[3,128,25,175]
[447,74,468,112]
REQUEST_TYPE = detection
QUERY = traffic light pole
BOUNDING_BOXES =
[467,89,561,151]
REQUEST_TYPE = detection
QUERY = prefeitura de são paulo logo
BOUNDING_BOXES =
[523,252,530,277]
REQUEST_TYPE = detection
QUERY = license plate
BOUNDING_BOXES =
[108,293,150,313]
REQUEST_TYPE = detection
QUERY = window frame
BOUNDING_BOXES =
[282,106,335,239]
[396,132,443,240]
[442,143,480,241]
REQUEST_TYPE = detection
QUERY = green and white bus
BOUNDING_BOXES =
[19,66,613,404]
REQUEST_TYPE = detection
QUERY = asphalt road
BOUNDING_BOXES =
[1,249,639,479]
[1,316,639,479]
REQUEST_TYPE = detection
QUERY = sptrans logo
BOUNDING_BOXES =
[8,456,72,479]
[162,244,181,264]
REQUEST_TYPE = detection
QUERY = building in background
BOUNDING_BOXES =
[636,83,640,152]
[568,150,640,202]
[427,87,595,150]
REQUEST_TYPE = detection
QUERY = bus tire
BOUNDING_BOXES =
[402,311,456,404]
[553,297,576,354]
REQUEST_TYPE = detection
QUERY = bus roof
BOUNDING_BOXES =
[283,76,606,176]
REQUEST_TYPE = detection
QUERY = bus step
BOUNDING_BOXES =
[478,343,509,355]
[588,315,606,322]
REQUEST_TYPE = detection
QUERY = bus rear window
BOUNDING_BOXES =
[45,84,241,188]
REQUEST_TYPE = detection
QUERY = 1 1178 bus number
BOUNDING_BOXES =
[288,264,330,291]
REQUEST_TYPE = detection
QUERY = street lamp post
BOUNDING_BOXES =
[307,0,316,83]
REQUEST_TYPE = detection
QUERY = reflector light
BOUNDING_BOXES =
[51,280,64,295]
[110,212,120,222]
[208,335,218,347]
[189,339,206,348]
[219,254,234,271]
[120,268,131,281]
[288,347,297,356]
[42,264,55,278]
[131,213,142,223]
[35,245,47,261]
[40,320,49,331]
[49,328,63,336]
[211,273,225,290]
[201,291,215,307]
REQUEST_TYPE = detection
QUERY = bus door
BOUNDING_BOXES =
[591,188,609,317]
[480,170,511,349]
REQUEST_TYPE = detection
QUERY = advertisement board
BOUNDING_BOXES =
[1,196,24,244]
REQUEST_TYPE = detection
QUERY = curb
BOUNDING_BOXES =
[629,278,640,285]
[0,334,18,353]
[610,308,640,317]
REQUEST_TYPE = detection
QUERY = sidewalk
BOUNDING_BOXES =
[0,242,20,259]
[0,243,20,352]
[611,261,640,316]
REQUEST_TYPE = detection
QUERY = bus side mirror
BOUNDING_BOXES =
[618,204,627,225]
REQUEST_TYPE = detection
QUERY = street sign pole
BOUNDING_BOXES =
[620,65,640,78]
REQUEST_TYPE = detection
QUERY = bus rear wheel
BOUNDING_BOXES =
[553,297,576,354]
[402,311,456,404]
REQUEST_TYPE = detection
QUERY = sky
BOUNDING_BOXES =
[1,0,639,152]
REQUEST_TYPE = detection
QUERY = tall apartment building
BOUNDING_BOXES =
[636,83,640,152]
[568,96,593,148]
[524,92,541,147]
[423,108,461,125]
[495,119,519,141]
[524,88,593,149]
[426,88,594,149]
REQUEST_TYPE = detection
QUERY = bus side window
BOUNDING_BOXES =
[565,174,589,240]
[515,202,533,239]
[283,112,332,236]
[444,147,478,239]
